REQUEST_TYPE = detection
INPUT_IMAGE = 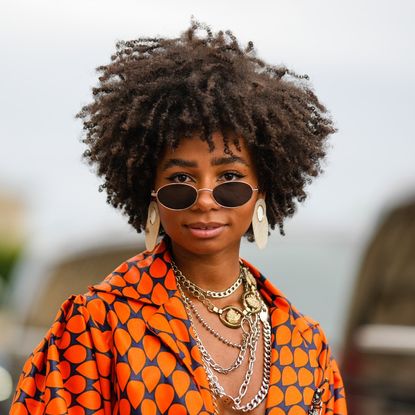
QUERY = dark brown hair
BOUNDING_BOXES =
[77,20,335,238]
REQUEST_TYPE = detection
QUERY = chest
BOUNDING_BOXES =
[109,302,324,415]
[189,301,268,415]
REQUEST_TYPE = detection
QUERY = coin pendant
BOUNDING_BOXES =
[243,292,262,313]
[245,271,257,287]
[220,306,243,328]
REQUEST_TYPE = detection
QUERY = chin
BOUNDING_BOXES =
[171,235,241,256]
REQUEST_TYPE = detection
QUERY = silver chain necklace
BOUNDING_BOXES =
[200,313,272,412]
[186,296,245,349]
[173,264,271,412]
[171,260,243,298]
[179,287,250,374]
[173,261,263,329]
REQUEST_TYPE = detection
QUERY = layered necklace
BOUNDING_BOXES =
[172,261,271,413]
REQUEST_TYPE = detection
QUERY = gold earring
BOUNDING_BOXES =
[252,198,268,249]
[145,201,160,251]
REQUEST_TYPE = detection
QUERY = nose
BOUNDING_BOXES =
[191,188,220,211]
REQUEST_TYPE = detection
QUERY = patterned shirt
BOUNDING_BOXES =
[10,239,347,415]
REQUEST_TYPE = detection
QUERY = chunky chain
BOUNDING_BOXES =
[186,297,245,349]
[182,292,250,374]
[235,318,271,411]
[173,263,271,412]
[173,261,263,329]
[198,311,271,412]
[171,260,243,298]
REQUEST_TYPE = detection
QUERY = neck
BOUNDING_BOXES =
[170,240,242,292]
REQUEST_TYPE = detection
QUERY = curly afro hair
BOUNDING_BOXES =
[77,20,336,238]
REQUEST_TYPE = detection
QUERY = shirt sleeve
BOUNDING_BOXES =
[10,294,113,415]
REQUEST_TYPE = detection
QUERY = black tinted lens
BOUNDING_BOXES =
[157,184,197,209]
[213,182,253,207]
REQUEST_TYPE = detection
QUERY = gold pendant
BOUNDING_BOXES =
[220,306,243,328]
[244,269,257,288]
[243,292,262,313]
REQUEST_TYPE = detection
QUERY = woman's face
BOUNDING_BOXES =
[153,131,261,257]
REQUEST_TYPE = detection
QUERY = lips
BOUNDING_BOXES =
[187,222,224,230]
[185,222,226,238]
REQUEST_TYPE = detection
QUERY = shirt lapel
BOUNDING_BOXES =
[91,238,211,390]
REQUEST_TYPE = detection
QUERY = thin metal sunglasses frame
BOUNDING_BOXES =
[151,181,259,211]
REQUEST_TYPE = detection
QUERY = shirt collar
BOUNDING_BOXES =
[89,237,317,336]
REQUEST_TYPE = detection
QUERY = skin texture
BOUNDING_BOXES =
[154,131,263,291]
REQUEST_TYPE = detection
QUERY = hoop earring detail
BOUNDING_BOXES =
[252,198,268,249]
[145,201,160,251]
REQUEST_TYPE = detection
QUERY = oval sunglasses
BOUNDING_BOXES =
[151,181,258,210]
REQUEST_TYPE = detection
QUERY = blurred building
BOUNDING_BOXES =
[0,191,25,293]
[342,198,415,415]
[0,190,26,408]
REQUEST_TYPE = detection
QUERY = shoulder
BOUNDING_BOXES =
[243,258,332,351]
[269,279,329,347]
[48,240,174,334]
[269,288,330,355]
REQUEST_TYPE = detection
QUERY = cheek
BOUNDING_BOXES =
[236,202,256,227]
[158,208,171,227]
[157,208,181,233]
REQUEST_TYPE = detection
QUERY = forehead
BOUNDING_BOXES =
[160,131,252,161]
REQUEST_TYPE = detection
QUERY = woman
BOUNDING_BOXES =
[10,21,347,415]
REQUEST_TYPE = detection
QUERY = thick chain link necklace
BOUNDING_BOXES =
[205,316,272,412]
[179,286,250,374]
[172,261,264,329]
[173,262,271,412]
[185,297,246,349]
[172,260,243,299]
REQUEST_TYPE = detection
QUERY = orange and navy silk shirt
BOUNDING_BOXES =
[10,239,347,415]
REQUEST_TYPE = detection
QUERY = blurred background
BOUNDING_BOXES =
[0,0,414,413]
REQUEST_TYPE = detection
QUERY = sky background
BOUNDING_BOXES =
[1,0,414,352]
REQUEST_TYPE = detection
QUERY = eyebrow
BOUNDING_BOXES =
[162,158,198,171]
[211,156,249,167]
[162,156,249,171]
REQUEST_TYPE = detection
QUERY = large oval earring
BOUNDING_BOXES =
[145,201,160,251]
[252,198,268,249]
